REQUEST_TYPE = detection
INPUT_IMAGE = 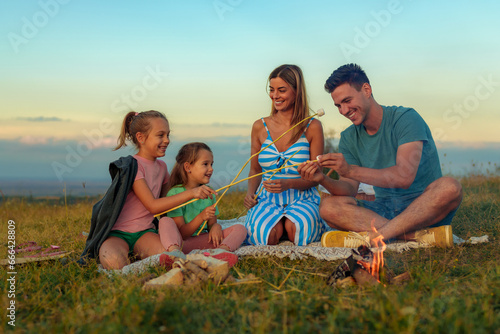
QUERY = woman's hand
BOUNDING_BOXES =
[208,223,224,248]
[191,185,216,200]
[244,192,258,209]
[298,160,325,183]
[262,179,290,193]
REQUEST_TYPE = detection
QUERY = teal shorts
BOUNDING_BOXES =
[108,228,157,252]
[357,193,458,227]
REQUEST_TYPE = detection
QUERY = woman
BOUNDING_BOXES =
[244,64,324,246]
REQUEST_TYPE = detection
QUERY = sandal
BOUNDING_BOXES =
[159,250,186,269]
[15,241,42,253]
[1,242,72,265]
[25,245,67,258]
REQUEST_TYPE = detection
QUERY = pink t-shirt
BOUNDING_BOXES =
[112,155,169,233]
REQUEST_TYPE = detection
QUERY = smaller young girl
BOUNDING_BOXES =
[163,142,247,266]
[81,111,216,270]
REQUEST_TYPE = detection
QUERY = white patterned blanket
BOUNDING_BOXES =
[99,216,489,276]
[220,217,489,261]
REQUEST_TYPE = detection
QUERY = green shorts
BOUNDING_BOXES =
[108,228,157,252]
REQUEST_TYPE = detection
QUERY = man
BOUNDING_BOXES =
[298,64,462,248]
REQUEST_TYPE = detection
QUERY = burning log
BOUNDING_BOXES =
[390,272,411,285]
[327,245,409,288]
[352,266,380,287]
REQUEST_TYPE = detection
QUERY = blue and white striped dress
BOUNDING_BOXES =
[244,118,324,246]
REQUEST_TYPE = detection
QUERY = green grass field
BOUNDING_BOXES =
[1,176,499,333]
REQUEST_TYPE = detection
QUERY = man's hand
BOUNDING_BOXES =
[317,153,352,177]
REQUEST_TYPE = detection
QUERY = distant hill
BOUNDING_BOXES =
[0,179,111,197]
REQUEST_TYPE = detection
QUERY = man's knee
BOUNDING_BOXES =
[432,177,463,206]
[319,195,356,221]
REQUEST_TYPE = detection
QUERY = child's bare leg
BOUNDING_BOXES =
[99,237,130,270]
[133,232,167,260]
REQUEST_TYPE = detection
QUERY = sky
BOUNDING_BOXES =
[1,0,499,195]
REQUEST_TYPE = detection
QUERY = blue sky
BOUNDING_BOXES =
[1,0,499,194]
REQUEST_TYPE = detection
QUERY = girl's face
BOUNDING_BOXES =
[138,118,170,160]
[269,77,296,113]
[185,149,214,187]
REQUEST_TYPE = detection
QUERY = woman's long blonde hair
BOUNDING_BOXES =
[268,64,311,144]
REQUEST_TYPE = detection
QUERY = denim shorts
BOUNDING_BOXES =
[108,228,157,252]
[357,193,458,227]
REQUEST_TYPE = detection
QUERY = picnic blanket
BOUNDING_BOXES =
[99,216,489,276]
[219,216,489,261]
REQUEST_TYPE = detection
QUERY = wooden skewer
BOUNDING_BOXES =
[254,148,302,198]
[186,112,322,234]
[215,160,317,193]
[155,109,324,221]
[154,159,319,218]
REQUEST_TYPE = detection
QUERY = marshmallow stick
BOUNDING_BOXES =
[154,159,319,218]
[234,148,302,220]
[254,148,302,198]
[213,109,325,207]
[196,157,315,235]
[154,109,324,218]
[215,159,317,193]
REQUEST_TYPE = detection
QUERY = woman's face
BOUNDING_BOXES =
[269,77,296,113]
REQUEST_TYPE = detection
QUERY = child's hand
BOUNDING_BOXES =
[208,223,223,248]
[201,206,216,221]
[191,185,217,200]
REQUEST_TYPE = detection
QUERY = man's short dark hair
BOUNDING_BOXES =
[324,63,370,93]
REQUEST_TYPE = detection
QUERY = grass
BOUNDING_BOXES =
[1,175,499,333]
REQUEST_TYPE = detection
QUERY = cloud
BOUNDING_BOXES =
[174,122,249,127]
[15,116,67,122]
[170,122,251,140]
[18,136,50,145]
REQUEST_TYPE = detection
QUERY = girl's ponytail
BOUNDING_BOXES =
[113,110,168,151]
[114,111,137,150]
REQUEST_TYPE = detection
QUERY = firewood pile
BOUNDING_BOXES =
[143,254,235,289]
[327,245,410,288]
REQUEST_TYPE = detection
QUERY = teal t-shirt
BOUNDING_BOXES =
[166,185,219,236]
[339,105,442,199]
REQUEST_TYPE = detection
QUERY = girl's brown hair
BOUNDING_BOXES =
[167,142,212,192]
[114,110,168,150]
[268,64,311,144]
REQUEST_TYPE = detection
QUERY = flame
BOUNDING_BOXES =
[369,220,386,281]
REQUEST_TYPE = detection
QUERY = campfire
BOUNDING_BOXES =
[327,243,410,288]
